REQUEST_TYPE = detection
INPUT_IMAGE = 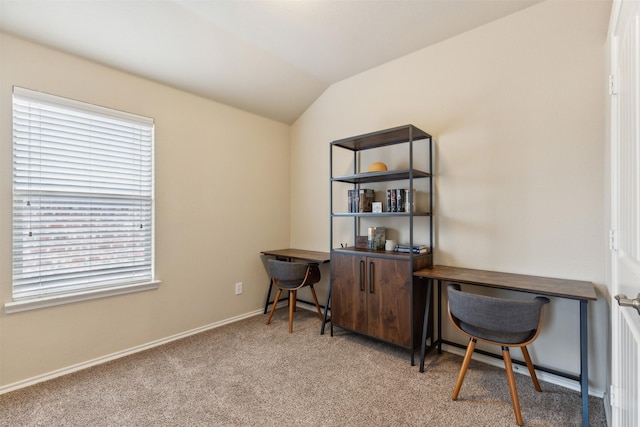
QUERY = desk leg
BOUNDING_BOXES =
[263,279,274,314]
[437,280,442,354]
[580,299,589,427]
[420,278,433,373]
[321,279,332,335]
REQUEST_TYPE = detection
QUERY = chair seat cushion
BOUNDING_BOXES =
[458,321,535,344]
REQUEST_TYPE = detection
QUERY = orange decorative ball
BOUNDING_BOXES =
[368,162,388,172]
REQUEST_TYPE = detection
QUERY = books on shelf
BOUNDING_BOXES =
[346,188,418,213]
[389,189,396,212]
[348,189,374,213]
[386,189,416,212]
[394,243,429,254]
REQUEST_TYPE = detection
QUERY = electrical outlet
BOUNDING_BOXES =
[235,282,243,295]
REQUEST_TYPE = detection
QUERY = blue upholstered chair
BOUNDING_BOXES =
[447,283,549,426]
[266,259,323,333]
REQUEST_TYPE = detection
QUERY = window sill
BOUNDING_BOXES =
[4,280,161,314]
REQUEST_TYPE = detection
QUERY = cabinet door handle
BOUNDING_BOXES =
[359,260,365,292]
[369,261,374,293]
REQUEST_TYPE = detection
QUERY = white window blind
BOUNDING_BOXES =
[12,87,154,302]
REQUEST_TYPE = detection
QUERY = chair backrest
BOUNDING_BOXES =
[448,283,549,345]
[268,259,321,288]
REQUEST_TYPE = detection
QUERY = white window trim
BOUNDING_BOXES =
[4,280,161,314]
[13,86,154,126]
[9,87,158,311]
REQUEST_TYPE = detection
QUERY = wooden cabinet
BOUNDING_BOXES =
[326,124,434,360]
[330,252,430,348]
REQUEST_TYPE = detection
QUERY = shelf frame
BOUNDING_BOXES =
[326,124,435,364]
[329,124,433,256]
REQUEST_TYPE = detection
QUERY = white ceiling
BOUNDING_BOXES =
[0,0,542,124]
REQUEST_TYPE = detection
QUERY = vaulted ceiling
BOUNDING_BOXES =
[0,0,542,124]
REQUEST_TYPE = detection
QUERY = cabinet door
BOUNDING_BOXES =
[330,252,367,334]
[366,257,412,347]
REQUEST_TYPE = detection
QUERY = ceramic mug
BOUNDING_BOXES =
[385,240,396,251]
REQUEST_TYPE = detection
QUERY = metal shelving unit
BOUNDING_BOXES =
[322,124,434,365]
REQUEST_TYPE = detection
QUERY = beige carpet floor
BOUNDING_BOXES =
[0,308,606,426]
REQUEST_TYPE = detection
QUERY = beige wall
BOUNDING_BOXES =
[291,0,611,394]
[0,33,290,387]
[0,0,613,398]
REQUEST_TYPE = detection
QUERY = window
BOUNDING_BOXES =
[10,87,156,312]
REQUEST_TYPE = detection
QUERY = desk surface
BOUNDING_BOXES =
[414,265,597,301]
[261,248,330,264]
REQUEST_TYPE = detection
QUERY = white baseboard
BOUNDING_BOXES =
[441,343,605,398]
[0,309,263,395]
[603,389,612,427]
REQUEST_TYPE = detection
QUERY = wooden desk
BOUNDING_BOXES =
[413,265,597,427]
[261,248,331,264]
[260,248,330,314]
